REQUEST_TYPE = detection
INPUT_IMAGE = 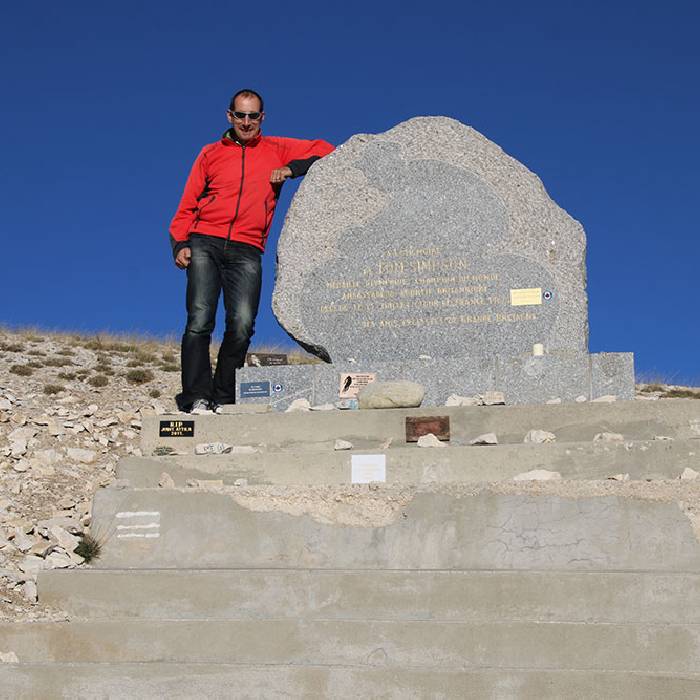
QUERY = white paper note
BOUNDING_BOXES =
[351,454,386,484]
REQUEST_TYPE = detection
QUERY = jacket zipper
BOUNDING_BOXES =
[226,144,246,248]
[261,199,271,248]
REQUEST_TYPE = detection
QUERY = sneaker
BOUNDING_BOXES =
[190,399,213,415]
[211,402,223,415]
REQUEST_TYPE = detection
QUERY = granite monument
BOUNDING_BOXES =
[238,117,633,408]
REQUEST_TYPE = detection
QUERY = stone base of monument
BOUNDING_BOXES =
[236,350,634,409]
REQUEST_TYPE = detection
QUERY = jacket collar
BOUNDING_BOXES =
[221,128,262,147]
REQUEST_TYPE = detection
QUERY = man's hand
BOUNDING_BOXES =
[270,166,292,184]
[175,247,192,269]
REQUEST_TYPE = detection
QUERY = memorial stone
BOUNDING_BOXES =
[238,117,634,408]
[273,117,586,363]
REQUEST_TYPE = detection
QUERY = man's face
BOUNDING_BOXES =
[227,95,264,144]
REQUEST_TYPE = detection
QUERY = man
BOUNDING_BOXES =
[169,89,334,413]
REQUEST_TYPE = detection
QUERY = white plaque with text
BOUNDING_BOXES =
[351,454,386,484]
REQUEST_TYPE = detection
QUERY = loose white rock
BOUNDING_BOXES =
[0,651,19,663]
[546,398,562,405]
[593,432,624,443]
[19,556,44,577]
[44,552,73,569]
[66,448,97,464]
[33,449,62,466]
[12,530,36,553]
[592,395,617,403]
[680,468,699,481]
[358,381,424,409]
[8,426,36,443]
[653,435,674,442]
[334,439,353,451]
[417,433,446,448]
[470,433,498,446]
[607,473,630,482]
[309,403,336,411]
[444,394,482,407]
[22,580,37,603]
[47,419,63,436]
[575,395,588,402]
[10,439,28,458]
[12,460,31,473]
[49,526,79,553]
[523,429,556,444]
[513,469,562,481]
[285,398,311,412]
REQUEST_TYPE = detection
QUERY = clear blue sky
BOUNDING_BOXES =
[2,1,698,383]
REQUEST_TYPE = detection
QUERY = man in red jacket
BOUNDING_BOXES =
[170,89,334,413]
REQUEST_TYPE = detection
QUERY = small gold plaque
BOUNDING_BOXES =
[510,287,542,306]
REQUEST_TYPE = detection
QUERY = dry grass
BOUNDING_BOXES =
[125,368,154,385]
[43,384,65,395]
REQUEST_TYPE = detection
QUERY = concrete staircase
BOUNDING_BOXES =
[3,399,700,698]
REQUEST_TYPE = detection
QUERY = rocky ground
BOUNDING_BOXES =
[1,327,699,623]
[0,328,183,622]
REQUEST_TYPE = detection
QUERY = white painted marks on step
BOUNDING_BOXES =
[351,454,386,484]
[115,511,161,539]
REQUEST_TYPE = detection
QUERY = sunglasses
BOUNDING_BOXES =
[230,111,262,121]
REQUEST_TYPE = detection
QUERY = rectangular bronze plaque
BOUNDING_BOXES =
[405,416,450,442]
[246,353,289,366]
[159,420,195,438]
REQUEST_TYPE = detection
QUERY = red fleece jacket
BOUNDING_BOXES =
[169,131,334,255]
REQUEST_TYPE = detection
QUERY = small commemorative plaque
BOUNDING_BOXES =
[240,381,271,398]
[510,287,543,307]
[405,416,450,443]
[339,372,376,398]
[159,420,195,438]
[246,353,289,367]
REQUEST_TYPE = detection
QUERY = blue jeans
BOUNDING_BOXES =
[177,235,262,409]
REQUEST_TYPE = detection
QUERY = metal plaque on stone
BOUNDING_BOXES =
[246,353,289,367]
[405,416,450,442]
[159,420,195,438]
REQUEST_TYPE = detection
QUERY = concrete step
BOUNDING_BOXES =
[118,438,700,487]
[38,568,700,624]
[142,399,700,455]
[89,487,700,570]
[2,664,700,699]
[1,619,700,672]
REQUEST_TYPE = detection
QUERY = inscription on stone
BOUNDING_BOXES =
[159,420,195,438]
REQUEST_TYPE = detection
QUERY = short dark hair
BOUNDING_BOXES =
[229,89,264,112]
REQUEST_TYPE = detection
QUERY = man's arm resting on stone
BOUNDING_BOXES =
[285,156,322,178]
[270,157,321,183]
[275,137,335,182]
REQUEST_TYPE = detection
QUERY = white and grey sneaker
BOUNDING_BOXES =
[191,399,213,415]
[211,403,224,415]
